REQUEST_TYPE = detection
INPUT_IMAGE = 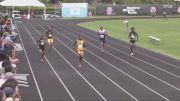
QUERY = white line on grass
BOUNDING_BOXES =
[15,21,43,101]
[22,22,75,101]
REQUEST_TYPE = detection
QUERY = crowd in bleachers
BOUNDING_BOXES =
[0,14,21,101]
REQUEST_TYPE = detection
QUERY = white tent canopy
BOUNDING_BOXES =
[0,0,45,15]
[0,0,45,7]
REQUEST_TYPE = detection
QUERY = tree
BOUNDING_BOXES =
[50,0,59,3]
[40,0,50,4]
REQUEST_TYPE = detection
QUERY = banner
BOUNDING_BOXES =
[96,4,180,16]
[62,3,88,17]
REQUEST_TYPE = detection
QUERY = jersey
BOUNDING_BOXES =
[46,30,53,38]
[129,32,137,41]
[39,38,45,46]
[77,40,85,51]
[98,29,106,39]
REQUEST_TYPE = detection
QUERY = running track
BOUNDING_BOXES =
[14,18,180,101]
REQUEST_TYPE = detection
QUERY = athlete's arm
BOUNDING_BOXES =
[97,31,99,38]
[74,40,77,47]
[83,41,86,48]
[136,32,139,41]
[105,30,108,37]
[128,32,131,39]
[46,30,49,37]
[37,39,40,44]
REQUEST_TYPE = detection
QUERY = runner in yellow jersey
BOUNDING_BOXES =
[46,25,53,51]
[74,35,85,68]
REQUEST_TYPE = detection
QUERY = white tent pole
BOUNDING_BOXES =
[28,0,30,14]
[44,6,46,15]
[13,0,14,11]
[13,6,14,11]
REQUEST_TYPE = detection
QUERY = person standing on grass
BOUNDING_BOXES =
[128,27,138,56]
[74,35,85,68]
[37,36,46,62]
[97,26,108,52]
[163,11,167,19]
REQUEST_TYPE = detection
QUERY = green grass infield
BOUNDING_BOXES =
[78,18,180,59]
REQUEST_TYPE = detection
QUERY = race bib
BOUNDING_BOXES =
[78,44,83,49]
[100,35,105,38]
[131,34,135,39]
[40,41,45,45]
[49,34,52,37]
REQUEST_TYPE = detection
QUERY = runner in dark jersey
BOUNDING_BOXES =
[129,27,138,56]
[37,36,46,62]
[97,26,108,52]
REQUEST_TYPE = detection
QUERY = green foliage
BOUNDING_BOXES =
[62,0,84,3]
[40,0,50,4]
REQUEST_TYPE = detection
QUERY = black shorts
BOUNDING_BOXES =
[39,45,45,51]
[100,38,105,43]
[130,40,135,44]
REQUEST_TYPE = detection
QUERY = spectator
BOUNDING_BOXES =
[88,10,92,16]
[0,16,21,101]
[163,11,167,19]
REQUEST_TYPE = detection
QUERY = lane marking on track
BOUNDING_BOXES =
[76,21,180,65]
[45,20,180,91]
[35,24,139,101]
[15,21,43,101]
[22,22,75,101]
[53,20,180,78]
[28,21,107,101]
[35,20,170,101]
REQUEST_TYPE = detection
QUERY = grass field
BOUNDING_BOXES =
[79,18,180,59]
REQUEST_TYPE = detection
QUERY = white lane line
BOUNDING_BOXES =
[75,23,180,69]
[27,21,107,101]
[22,22,75,101]
[53,33,138,101]
[47,21,180,90]
[36,20,169,101]
[105,44,180,78]
[47,20,180,91]
[15,22,43,101]
[57,20,180,68]
[53,21,180,79]
[54,37,139,101]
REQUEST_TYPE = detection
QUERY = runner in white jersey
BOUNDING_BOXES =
[128,27,138,56]
[37,36,46,62]
[97,26,108,52]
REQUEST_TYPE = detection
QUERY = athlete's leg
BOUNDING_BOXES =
[101,42,104,52]
[130,41,135,55]
[78,51,84,68]
[78,55,82,68]
[41,50,45,59]
[130,41,133,55]
[48,39,53,52]
[39,48,44,62]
